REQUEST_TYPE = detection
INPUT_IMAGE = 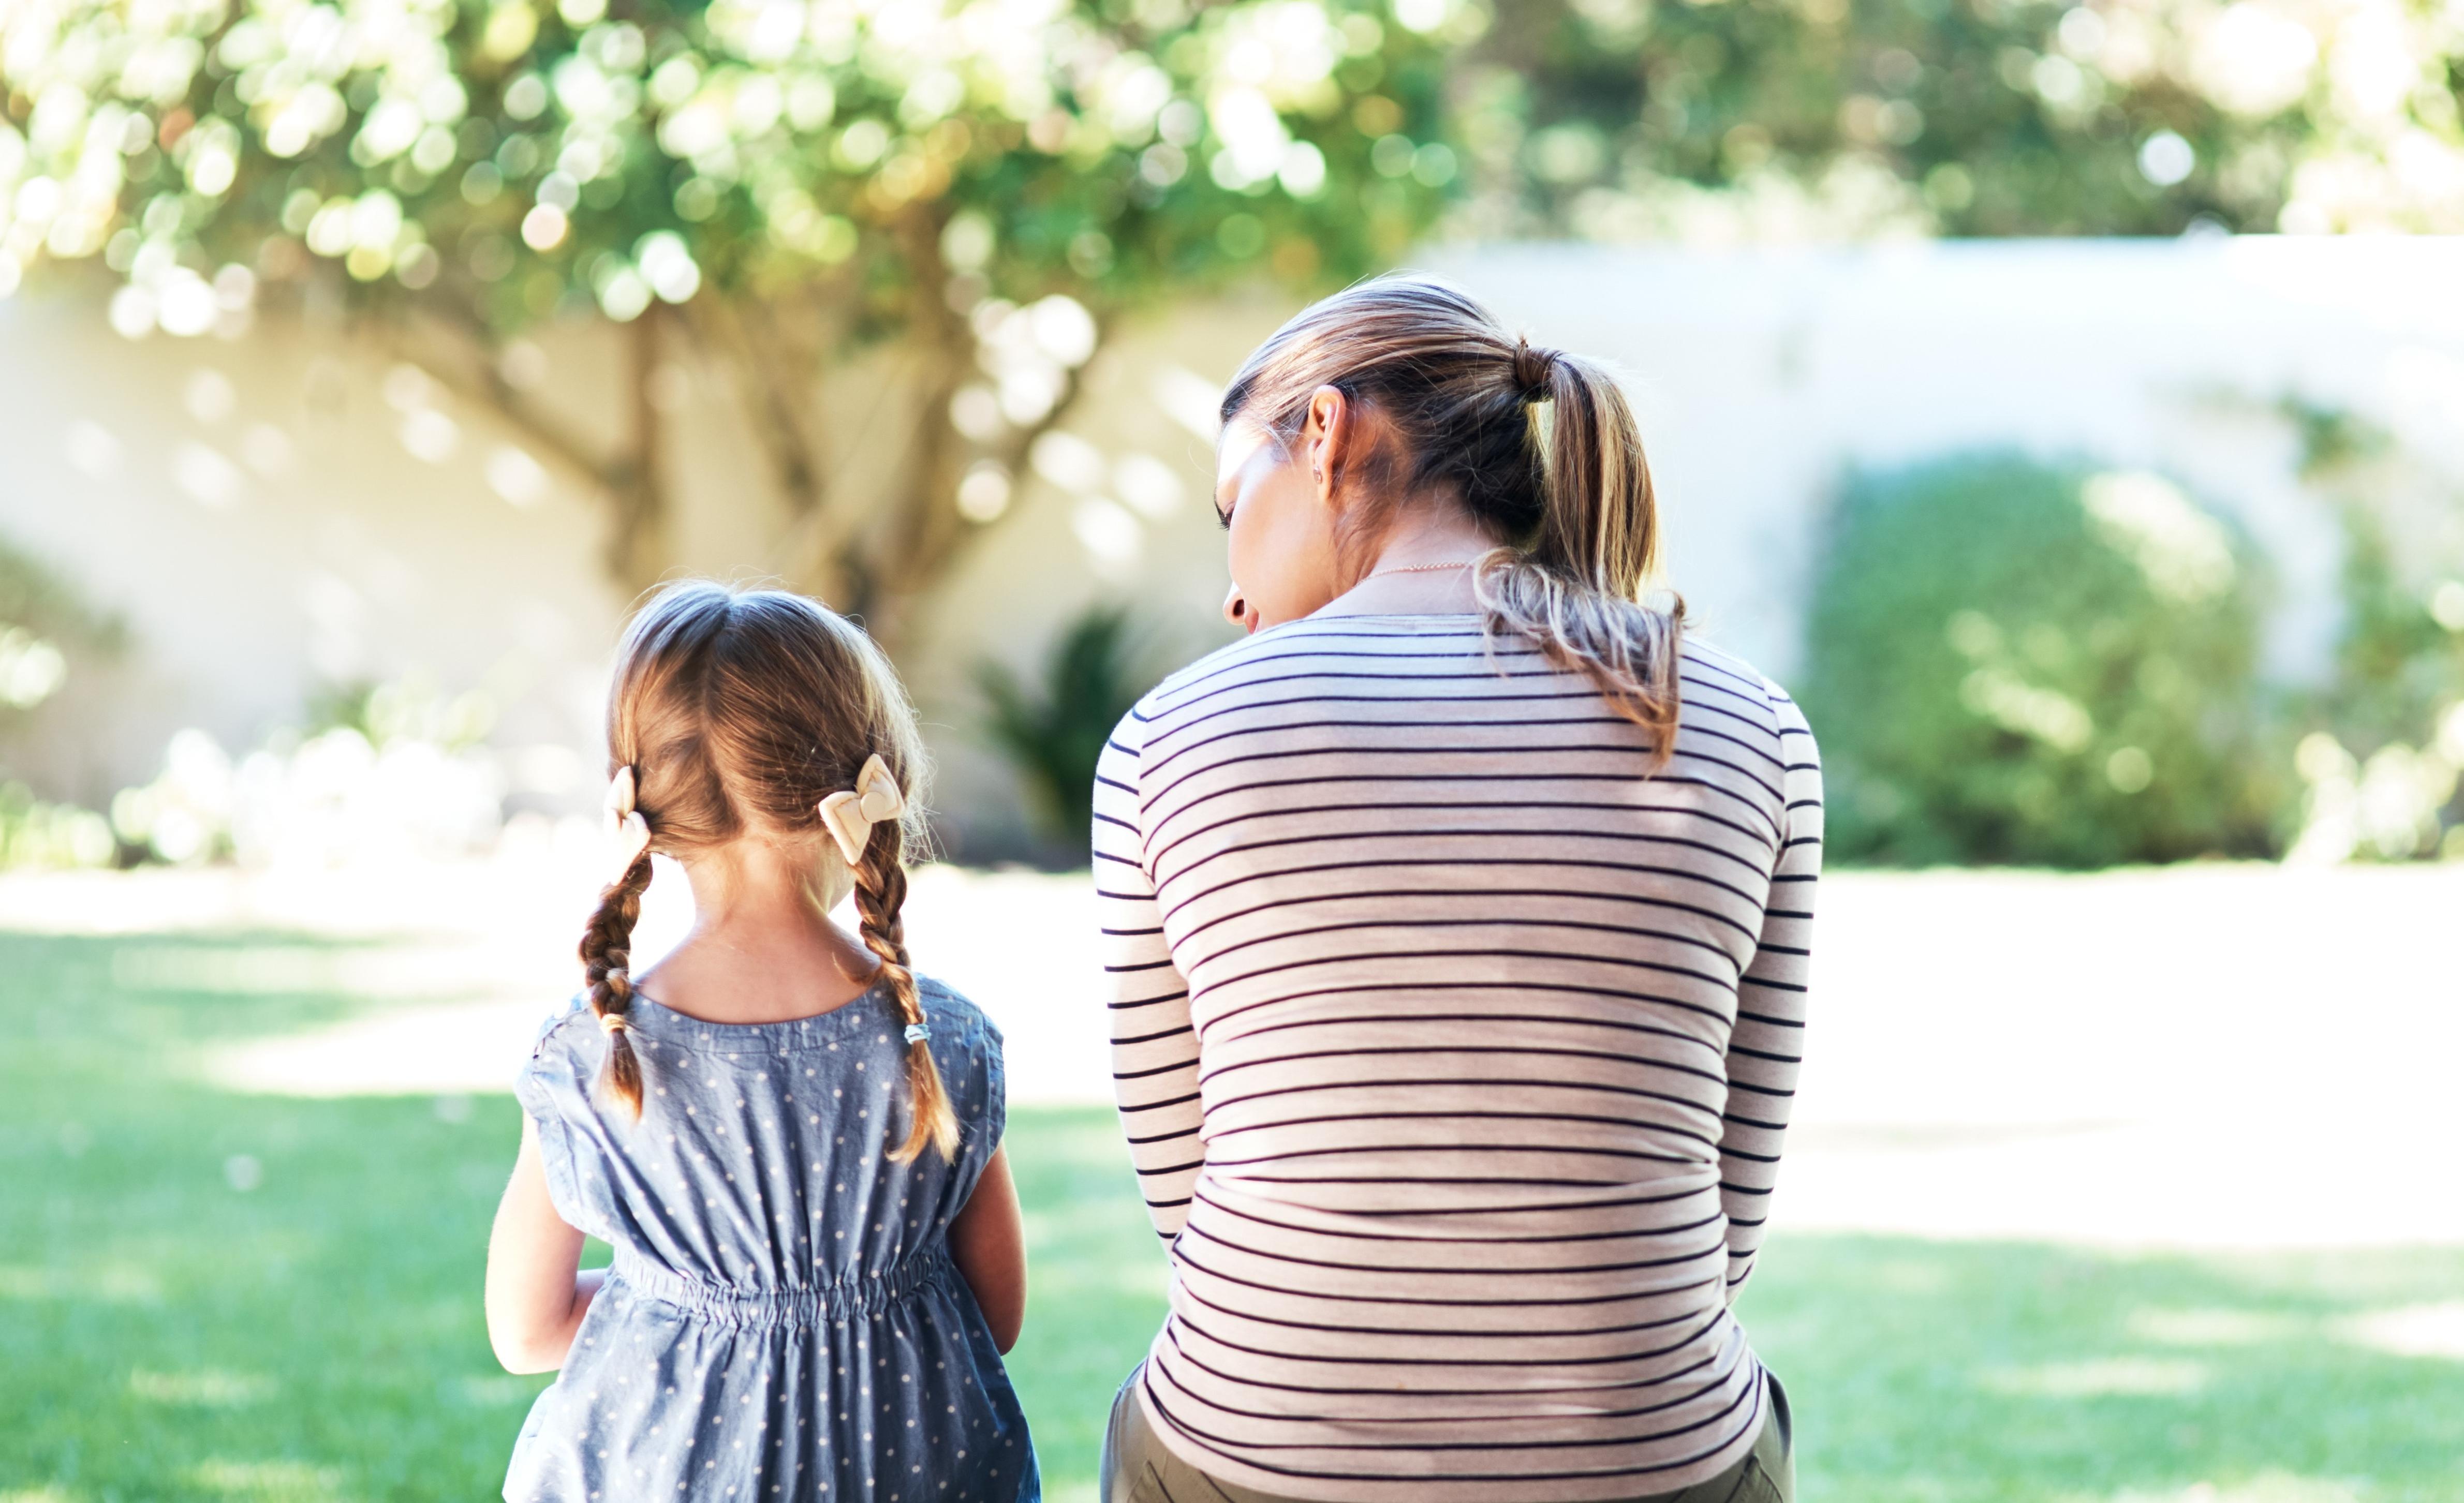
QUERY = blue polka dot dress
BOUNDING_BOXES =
[504,976,1038,1502]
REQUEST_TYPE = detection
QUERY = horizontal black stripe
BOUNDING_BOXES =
[1145,1360,1738,1436]
[1207,1111,1716,1161]
[1160,856,1765,944]
[1150,1316,1733,1402]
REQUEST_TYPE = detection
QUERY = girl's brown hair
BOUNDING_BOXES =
[1219,273,1683,758]
[581,581,957,1162]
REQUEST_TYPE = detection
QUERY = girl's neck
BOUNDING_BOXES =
[635,840,882,1026]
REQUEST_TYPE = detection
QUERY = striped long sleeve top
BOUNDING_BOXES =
[1092,612,1821,1503]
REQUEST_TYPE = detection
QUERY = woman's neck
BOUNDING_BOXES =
[1316,505,1495,618]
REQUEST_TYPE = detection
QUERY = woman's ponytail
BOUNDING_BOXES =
[581,848,654,1118]
[851,821,960,1163]
[1525,340,1654,594]
[1477,339,1685,767]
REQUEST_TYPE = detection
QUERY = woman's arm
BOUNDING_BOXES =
[1719,686,1823,1303]
[484,1115,603,1374]
[950,1145,1026,1353]
[1094,710,1205,1246]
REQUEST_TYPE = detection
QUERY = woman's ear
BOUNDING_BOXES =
[1306,384,1348,507]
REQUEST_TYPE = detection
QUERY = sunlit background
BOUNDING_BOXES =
[3,0,2462,1498]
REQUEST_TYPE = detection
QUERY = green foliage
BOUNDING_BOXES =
[305,674,499,751]
[2,0,1456,614]
[0,533,123,653]
[2274,401,2464,861]
[0,536,121,868]
[0,0,1450,335]
[0,532,123,723]
[0,539,124,864]
[973,603,1152,844]
[2283,401,2464,763]
[1463,0,2464,237]
[0,780,116,868]
[2313,491,2464,761]
[1799,451,2285,867]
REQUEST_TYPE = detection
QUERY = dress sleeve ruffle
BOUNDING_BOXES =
[512,996,594,1234]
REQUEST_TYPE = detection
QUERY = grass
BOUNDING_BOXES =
[3,927,2461,1502]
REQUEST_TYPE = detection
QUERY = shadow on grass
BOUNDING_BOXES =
[3,929,2460,1502]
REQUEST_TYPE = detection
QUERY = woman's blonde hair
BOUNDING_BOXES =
[1219,273,1682,758]
[581,581,958,1162]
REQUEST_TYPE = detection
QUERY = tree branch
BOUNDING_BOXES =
[395,303,617,494]
[688,291,832,519]
[395,299,672,592]
[876,309,1117,623]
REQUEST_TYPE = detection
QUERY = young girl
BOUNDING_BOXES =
[486,581,1037,1501]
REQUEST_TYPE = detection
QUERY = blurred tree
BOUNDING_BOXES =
[1452,0,2464,237]
[0,0,1453,628]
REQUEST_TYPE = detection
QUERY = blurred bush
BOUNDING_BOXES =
[2277,404,2464,862]
[1800,452,2286,867]
[0,780,115,868]
[975,604,1155,847]
[0,533,124,869]
[107,706,508,871]
[0,531,123,728]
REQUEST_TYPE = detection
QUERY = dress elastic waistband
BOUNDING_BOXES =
[611,1247,956,1327]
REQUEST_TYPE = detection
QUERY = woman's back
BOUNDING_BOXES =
[1097,614,1820,1501]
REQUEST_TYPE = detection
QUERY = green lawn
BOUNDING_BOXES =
[3,927,2460,1502]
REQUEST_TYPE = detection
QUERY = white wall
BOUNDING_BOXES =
[1424,237,2464,681]
[0,287,624,810]
[4,238,2459,854]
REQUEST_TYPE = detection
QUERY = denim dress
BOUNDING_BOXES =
[504,976,1037,1502]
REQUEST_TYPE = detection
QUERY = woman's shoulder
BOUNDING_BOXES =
[1130,629,1276,712]
[1678,638,1812,737]
[1123,615,1478,737]
[1104,634,1253,756]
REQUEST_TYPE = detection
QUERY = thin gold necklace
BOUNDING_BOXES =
[1362,558,1483,580]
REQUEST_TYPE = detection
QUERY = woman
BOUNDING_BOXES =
[1091,275,1820,1503]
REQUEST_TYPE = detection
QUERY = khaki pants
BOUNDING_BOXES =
[1100,1367,1793,1503]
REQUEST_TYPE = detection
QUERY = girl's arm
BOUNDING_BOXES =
[484,1115,602,1374]
[949,1145,1026,1353]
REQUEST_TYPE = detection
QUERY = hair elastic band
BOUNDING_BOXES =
[903,1022,931,1045]
[599,1012,629,1036]
[1512,336,1558,402]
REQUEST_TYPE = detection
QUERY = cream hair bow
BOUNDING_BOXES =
[819,754,905,866]
[605,765,652,880]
